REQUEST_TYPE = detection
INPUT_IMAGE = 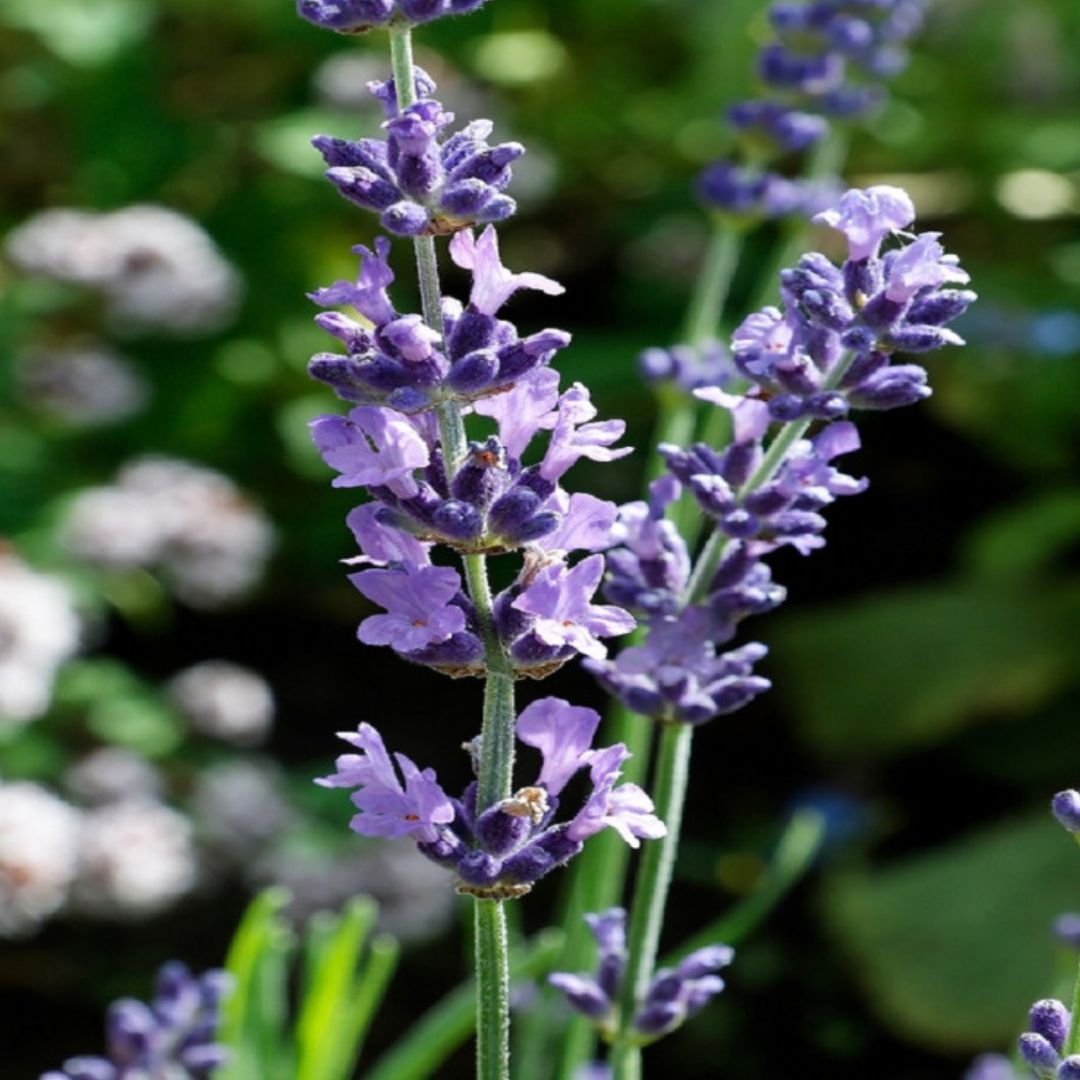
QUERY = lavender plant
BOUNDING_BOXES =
[296,2,976,1077]
[297,5,666,1076]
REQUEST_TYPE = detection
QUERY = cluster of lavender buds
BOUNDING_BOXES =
[590,187,973,727]
[315,69,521,237]
[698,0,926,220]
[318,698,663,898]
[549,909,733,1041]
[1015,998,1080,1079]
[41,962,231,1080]
[298,0,489,34]
[308,226,569,413]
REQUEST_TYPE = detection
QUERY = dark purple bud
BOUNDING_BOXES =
[632,1001,681,1037]
[449,143,525,185]
[477,194,516,223]
[887,324,965,353]
[325,166,400,212]
[547,974,611,1020]
[395,154,443,201]
[719,509,761,540]
[386,386,433,412]
[489,487,544,535]
[744,487,790,516]
[675,944,734,980]
[1029,999,1070,1052]
[860,292,907,331]
[312,136,390,177]
[509,512,560,543]
[1053,791,1080,834]
[449,310,498,358]
[399,0,444,21]
[448,350,500,393]
[381,201,432,237]
[801,288,854,332]
[1018,1032,1061,1073]
[456,850,502,887]
[907,289,978,326]
[839,348,888,389]
[106,1000,156,1064]
[843,257,884,303]
[297,0,394,32]
[1059,1056,1080,1080]
[840,325,878,354]
[453,438,508,509]
[806,392,849,420]
[502,826,582,883]
[432,500,483,541]
[846,364,930,411]
[475,805,533,856]
[768,395,807,421]
[440,179,496,217]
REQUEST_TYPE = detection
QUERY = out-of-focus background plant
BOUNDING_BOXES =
[1,0,1079,1076]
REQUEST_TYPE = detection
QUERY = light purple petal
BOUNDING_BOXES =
[449,226,564,316]
[813,185,916,260]
[516,697,600,795]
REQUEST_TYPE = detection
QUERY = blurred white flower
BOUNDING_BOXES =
[4,205,242,335]
[64,747,162,805]
[0,552,81,727]
[61,456,275,608]
[0,781,82,937]
[169,661,274,746]
[191,760,296,868]
[17,342,149,426]
[72,799,197,918]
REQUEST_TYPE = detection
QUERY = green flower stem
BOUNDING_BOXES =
[1065,954,1080,1057]
[609,722,694,1080]
[388,24,512,1080]
[474,899,511,1080]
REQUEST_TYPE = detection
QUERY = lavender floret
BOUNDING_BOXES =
[297,0,489,33]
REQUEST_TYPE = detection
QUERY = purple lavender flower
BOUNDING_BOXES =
[511,555,636,662]
[308,229,571,412]
[41,962,231,1080]
[318,722,455,841]
[350,562,469,651]
[310,406,430,496]
[538,383,633,483]
[315,69,522,237]
[297,0,490,34]
[317,700,664,897]
[813,184,915,260]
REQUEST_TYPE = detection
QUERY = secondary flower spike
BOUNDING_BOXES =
[315,68,523,237]
[41,962,232,1080]
[549,909,734,1040]
[590,185,975,729]
[317,700,665,898]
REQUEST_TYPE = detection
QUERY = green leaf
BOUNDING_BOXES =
[825,813,1080,1050]
[296,897,378,1080]
[771,579,1080,759]
[964,490,1080,579]
[218,888,295,1080]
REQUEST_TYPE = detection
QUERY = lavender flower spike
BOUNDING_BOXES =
[41,962,232,1080]
[512,555,636,661]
